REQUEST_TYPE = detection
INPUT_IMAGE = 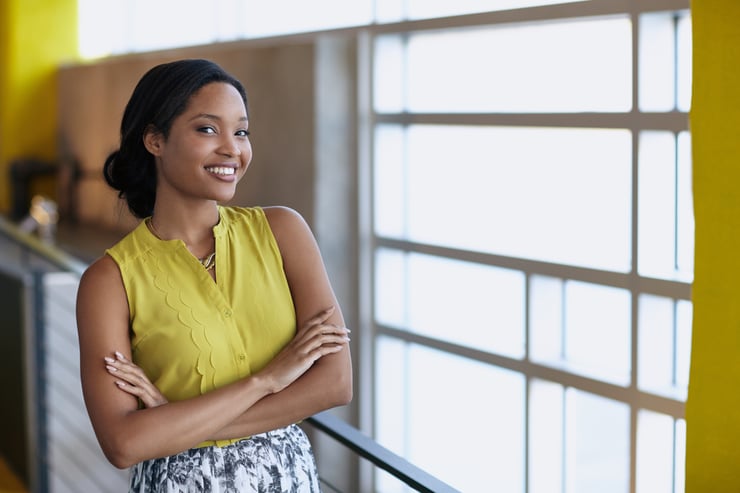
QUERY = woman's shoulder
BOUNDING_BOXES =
[222,205,306,238]
[78,254,125,303]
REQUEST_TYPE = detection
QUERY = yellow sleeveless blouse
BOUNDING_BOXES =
[106,206,296,448]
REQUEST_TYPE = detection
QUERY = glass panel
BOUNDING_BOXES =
[406,0,587,19]
[399,18,631,113]
[565,389,630,493]
[374,248,407,328]
[530,379,564,493]
[676,132,694,280]
[374,336,408,493]
[531,277,633,385]
[675,419,686,492]
[677,13,693,112]
[373,36,405,113]
[636,410,675,493]
[373,125,406,237]
[675,300,692,391]
[638,131,677,279]
[564,282,631,385]
[404,125,632,271]
[638,295,691,400]
[126,0,228,52]
[243,0,372,37]
[407,253,525,357]
[638,294,675,396]
[78,0,125,58]
[530,275,564,363]
[639,13,677,112]
[407,345,525,492]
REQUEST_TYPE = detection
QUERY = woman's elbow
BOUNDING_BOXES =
[100,432,140,470]
[330,371,353,407]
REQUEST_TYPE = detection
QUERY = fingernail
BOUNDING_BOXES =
[106,365,117,372]
[115,381,125,387]
[104,357,115,363]
[115,351,125,360]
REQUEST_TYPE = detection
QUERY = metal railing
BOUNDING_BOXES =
[0,215,459,493]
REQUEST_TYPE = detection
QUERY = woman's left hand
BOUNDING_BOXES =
[104,352,169,408]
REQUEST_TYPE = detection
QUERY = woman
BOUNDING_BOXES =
[76,59,352,492]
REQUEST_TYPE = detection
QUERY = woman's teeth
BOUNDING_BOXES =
[206,166,235,176]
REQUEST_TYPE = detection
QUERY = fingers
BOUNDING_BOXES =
[301,306,335,331]
[104,351,168,408]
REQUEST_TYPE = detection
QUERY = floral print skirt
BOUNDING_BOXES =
[129,424,321,492]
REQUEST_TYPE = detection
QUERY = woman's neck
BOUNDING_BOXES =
[148,202,219,257]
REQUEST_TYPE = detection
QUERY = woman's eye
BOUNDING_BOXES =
[235,129,250,137]
[198,126,216,134]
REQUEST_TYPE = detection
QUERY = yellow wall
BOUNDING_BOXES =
[686,1,740,491]
[0,0,78,212]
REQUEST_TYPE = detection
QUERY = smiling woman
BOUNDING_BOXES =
[76,59,352,492]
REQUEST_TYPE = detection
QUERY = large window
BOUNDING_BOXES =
[368,2,692,492]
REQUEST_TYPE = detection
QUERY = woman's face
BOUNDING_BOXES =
[147,81,252,205]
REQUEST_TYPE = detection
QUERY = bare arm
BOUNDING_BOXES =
[76,253,347,469]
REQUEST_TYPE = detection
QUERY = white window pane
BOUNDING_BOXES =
[638,131,678,279]
[374,337,408,493]
[404,125,632,271]
[78,0,124,58]
[373,125,406,237]
[675,301,693,391]
[639,13,677,112]
[406,0,587,19]
[638,130,692,281]
[243,0,372,37]
[565,390,630,493]
[530,379,564,493]
[530,275,564,363]
[127,0,221,52]
[636,410,675,493]
[677,14,693,112]
[677,132,694,280]
[373,36,405,113]
[564,282,631,385]
[407,253,525,357]
[407,346,525,492]
[400,18,631,113]
[638,295,675,396]
[675,419,686,492]
[374,248,407,328]
[638,295,691,401]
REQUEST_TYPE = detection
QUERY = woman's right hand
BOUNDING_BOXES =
[105,352,169,409]
[258,306,350,394]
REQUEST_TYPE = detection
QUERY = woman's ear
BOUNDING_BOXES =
[143,125,164,156]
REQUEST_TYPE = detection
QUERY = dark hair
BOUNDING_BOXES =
[103,59,248,218]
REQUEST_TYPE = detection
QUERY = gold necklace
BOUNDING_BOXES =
[199,252,217,271]
[148,218,216,271]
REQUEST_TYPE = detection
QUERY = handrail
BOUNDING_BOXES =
[0,215,86,276]
[306,412,460,493]
[0,215,460,493]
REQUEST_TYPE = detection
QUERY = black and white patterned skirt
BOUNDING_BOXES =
[129,424,321,492]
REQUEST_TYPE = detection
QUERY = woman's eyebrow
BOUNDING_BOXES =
[189,113,248,122]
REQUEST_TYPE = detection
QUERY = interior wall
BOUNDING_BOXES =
[686,0,740,490]
[58,40,316,232]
